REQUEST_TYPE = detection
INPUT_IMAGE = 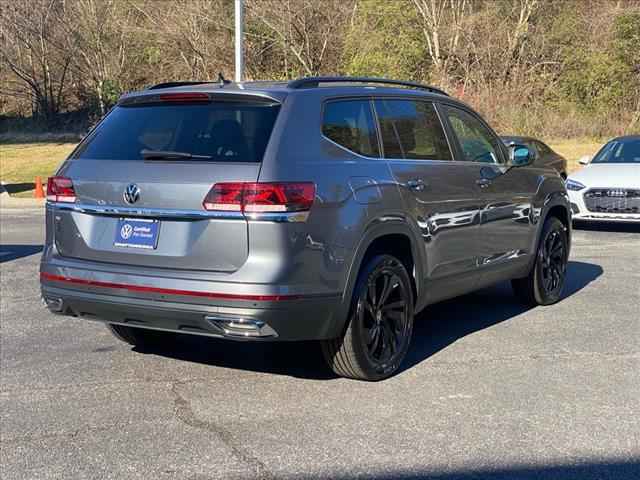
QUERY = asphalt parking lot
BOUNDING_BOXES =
[1,209,639,479]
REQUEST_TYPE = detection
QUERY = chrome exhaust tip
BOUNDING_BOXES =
[205,315,277,338]
[42,296,64,313]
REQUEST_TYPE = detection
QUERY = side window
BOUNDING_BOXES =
[444,106,502,164]
[322,100,379,157]
[374,99,451,160]
[536,141,552,156]
[525,141,540,160]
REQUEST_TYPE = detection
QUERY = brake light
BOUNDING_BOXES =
[46,176,76,203]
[158,92,210,102]
[203,182,315,213]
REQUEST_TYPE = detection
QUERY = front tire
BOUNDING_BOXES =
[512,216,568,306]
[321,254,414,381]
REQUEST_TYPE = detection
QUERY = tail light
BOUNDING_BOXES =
[203,182,315,214]
[46,176,76,203]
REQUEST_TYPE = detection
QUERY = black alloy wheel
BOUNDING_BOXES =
[321,254,414,381]
[512,216,568,306]
[539,227,567,297]
[359,265,412,367]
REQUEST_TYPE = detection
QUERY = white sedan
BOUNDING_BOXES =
[566,136,640,223]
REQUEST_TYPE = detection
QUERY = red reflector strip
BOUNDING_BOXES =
[40,272,301,301]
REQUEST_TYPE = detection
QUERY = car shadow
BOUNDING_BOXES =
[401,260,603,373]
[573,221,640,233]
[309,458,640,479]
[0,244,43,263]
[134,260,603,381]
[2,182,36,195]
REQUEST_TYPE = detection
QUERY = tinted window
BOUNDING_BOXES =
[374,100,451,160]
[445,106,502,164]
[74,101,280,162]
[592,139,640,164]
[322,100,379,157]
[525,141,540,161]
[536,141,552,155]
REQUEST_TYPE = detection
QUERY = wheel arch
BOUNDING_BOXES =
[530,188,572,265]
[337,217,425,329]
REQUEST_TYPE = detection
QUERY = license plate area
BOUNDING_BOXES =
[114,218,160,250]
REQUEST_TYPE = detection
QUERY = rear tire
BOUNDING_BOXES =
[107,324,165,347]
[512,216,568,306]
[321,254,414,381]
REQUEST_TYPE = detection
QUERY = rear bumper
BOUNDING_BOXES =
[40,269,343,342]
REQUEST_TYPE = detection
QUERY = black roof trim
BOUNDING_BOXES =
[287,76,449,96]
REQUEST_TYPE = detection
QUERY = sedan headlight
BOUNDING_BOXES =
[565,179,586,191]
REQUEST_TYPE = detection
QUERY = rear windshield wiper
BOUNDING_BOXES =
[141,149,212,160]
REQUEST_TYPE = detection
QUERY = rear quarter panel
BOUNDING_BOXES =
[257,91,424,321]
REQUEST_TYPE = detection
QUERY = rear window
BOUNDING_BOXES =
[374,99,451,160]
[73,101,280,163]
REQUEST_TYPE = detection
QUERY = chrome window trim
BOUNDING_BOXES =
[48,202,309,222]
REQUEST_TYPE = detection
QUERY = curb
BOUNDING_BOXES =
[0,196,46,209]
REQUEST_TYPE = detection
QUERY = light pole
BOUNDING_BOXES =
[234,0,244,82]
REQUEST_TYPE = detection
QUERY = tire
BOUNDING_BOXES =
[512,216,568,306]
[106,324,166,347]
[321,254,414,381]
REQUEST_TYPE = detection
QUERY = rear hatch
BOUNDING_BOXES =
[53,91,281,272]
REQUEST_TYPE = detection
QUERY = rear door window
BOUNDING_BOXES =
[73,100,281,163]
[322,99,380,157]
[373,99,451,160]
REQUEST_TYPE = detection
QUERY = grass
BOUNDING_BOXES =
[547,139,603,173]
[0,142,77,185]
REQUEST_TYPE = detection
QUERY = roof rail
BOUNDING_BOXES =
[287,76,449,96]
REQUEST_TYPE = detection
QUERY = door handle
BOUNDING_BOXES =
[406,179,426,192]
[476,178,492,189]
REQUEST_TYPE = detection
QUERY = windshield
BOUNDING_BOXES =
[73,101,280,163]
[591,139,640,164]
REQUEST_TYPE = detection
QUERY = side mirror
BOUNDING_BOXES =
[578,155,591,165]
[508,144,533,167]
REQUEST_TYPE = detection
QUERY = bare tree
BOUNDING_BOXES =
[130,0,234,81]
[502,0,539,82]
[246,0,353,78]
[412,0,468,86]
[0,0,71,123]
[60,0,133,115]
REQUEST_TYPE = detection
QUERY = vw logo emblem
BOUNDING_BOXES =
[120,223,133,239]
[123,183,140,204]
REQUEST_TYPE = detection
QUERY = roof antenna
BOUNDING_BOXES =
[218,72,231,86]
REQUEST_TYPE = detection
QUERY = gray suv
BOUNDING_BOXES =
[41,77,571,381]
